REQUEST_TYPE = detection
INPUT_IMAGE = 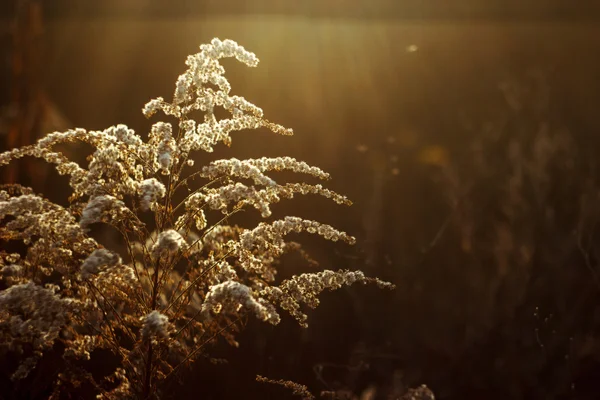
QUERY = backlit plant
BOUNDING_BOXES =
[0,38,393,399]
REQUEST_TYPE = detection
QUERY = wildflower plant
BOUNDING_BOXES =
[0,38,393,398]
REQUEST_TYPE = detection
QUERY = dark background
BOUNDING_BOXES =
[2,1,600,399]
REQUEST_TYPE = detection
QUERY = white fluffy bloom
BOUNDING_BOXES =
[141,310,169,341]
[152,230,186,258]
[201,158,275,186]
[240,217,355,253]
[0,282,78,379]
[149,122,177,174]
[261,270,394,328]
[174,74,191,104]
[201,157,330,182]
[202,281,280,325]
[79,195,127,230]
[81,248,122,278]
[109,124,143,147]
[158,151,172,171]
[142,97,164,118]
[201,38,259,67]
[138,178,166,211]
[0,194,44,219]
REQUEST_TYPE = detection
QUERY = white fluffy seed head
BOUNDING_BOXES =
[141,310,169,341]
[81,248,122,279]
[152,230,186,258]
[138,178,166,211]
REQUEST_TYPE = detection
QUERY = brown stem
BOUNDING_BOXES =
[143,339,154,399]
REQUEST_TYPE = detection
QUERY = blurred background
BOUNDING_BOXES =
[2,0,600,399]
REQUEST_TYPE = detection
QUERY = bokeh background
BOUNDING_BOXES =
[2,1,600,399]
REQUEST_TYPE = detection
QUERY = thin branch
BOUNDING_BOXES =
[161,316,242,386]
[163,248,234,314]
[87,281,137,344]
